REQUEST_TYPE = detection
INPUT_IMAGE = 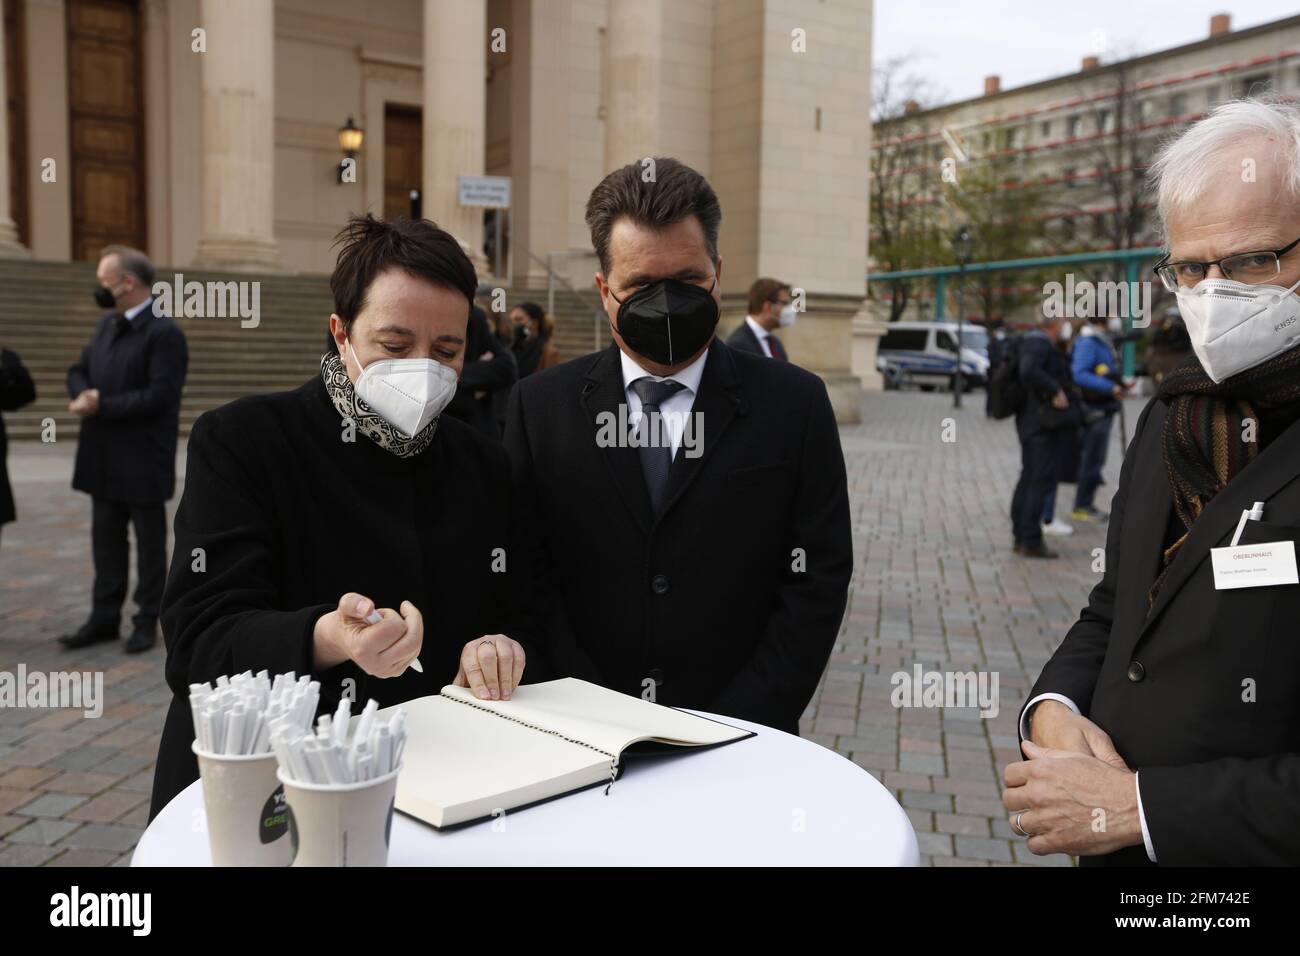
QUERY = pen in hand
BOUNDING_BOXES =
[362,607,423,673]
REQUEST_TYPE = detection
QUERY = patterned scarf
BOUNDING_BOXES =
[1150,346,1300,604]
[320,351,439,458]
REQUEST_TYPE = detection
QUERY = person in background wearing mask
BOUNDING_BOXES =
[63,246,188,654]
[150,215,541,819]
[509,302,562,379]
[445,282,516,440]
[1009,98,1300,865]
[726,278,796,361]
[504,158,852,736]
[0,345,36,547]
[1010,310,1074,558]
[1069,313,1129,523]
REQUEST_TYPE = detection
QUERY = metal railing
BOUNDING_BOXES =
[527,249,607,351]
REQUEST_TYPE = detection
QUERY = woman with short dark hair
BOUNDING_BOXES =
[150,215,541,819]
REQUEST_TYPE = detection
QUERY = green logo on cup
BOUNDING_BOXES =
[260,785,289,844]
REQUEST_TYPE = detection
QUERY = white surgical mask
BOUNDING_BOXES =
[347,342,459,437]
[778,303,797,328]
[1174,276,1300,383]
[1059,322,1073,341]
[1107,318,1123,335]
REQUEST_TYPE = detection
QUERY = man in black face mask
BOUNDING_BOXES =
[503,157,852,736]
[64,245,188,654]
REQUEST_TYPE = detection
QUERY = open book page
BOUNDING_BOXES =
[440,678,752,758]
[374,693,612,827]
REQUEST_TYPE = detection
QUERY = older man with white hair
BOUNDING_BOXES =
[1005,97,1300,866]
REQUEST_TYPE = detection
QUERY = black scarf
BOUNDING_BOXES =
[320,351,439,458]
[1151,347,1300,602]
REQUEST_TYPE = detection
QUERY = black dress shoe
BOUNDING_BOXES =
[59,621,120,649]
[124,625,157,654]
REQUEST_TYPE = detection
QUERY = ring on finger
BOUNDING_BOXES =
[1012,811,1029,837]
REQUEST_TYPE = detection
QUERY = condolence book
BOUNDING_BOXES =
[377,678,754,828]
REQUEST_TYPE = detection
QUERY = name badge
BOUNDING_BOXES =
[1210,540,1300,590]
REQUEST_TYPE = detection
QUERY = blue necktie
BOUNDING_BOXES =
[629,377,687,513]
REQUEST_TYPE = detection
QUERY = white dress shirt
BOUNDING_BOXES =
[745,315,776,358]
[123,297,154,322]
[1020,693,1157,862]
[618,347,708,461]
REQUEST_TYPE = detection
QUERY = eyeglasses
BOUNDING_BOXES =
[1153,234,1300,291]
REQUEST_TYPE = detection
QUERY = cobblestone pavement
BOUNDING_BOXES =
[0,390,1140,866]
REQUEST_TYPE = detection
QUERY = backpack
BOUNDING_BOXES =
[987,333,1025,420]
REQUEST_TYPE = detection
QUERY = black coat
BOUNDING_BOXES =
[446,307,516,440]
[1015,331,1072,441]
[150,376,536,819]
[67,306,188,503]
[0,348,36,525]
[1024,396,1300,865]
[503,339,852,735]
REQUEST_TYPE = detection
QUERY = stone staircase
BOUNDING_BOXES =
[0,259,610,441]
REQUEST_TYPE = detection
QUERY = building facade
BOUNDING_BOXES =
[0,0,875,414]
[869,11,1300,323]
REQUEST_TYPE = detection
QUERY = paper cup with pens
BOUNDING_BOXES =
[189,670,321,867]
[273,698,407,867]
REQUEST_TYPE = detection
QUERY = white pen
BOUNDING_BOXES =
[1230,500,1267,547]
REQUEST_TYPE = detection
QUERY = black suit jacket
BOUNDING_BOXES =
[725,320,786,360]
[1024,396,1300,865]
[0,348,36,525]
[151,376,536,819]
[503,338,852,735]
[67,306,189,503]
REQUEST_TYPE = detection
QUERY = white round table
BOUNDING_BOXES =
[133,711,919,866]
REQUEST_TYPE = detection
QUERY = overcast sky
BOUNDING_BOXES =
[873,2,1300,106]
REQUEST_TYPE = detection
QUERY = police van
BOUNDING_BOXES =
[876,321,990,392]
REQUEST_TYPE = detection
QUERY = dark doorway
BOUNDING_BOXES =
[66,0,147,261]
[384,104,422,221]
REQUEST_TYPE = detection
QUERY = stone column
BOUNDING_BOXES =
[604,0,662,167]
[423,0,486,272]
[0,6,29,256]
[193,0,279,270]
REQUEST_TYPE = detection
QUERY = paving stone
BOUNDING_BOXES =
[45,848,120,867]
[56,823,143,853]
[955,835,1014,862]
[67,790,147,824]
[7,818,82,845]
[10,792,88,817]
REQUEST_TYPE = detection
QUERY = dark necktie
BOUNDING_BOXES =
[766,334,786,360]
[629,377,687,513]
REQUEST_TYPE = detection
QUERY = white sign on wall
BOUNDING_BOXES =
[457,175,512,208]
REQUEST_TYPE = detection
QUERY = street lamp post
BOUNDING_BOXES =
[951,225,974,408]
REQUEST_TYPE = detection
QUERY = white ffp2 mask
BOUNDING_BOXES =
[347,343,459,437]
[1175,276,1300,383]
[778,303,797,328]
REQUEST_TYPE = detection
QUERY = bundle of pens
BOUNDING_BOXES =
[271,698,407,785]
[189,671,320,755]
